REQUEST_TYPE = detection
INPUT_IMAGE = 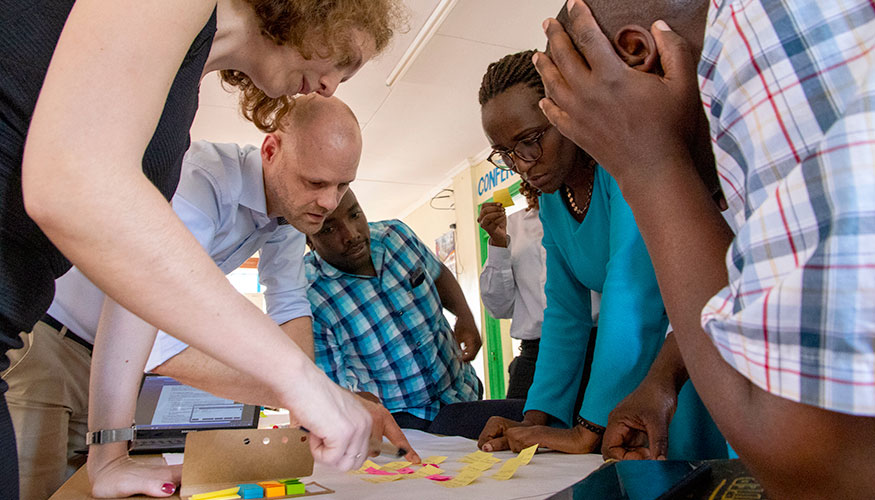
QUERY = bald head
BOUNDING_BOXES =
[262,95,363,235]
[279,94,361,149]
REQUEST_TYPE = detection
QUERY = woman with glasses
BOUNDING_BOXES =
[475,51,726,460]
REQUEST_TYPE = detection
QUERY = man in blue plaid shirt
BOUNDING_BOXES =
[536,0,875,497]
[305,190,483,430]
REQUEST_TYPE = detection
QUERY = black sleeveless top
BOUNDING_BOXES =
[0,1,218,343]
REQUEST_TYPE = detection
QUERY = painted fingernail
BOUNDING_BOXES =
[567,0,575,13]
[162,483,176,494]
[653,20,671,31]
[483,444,492,452]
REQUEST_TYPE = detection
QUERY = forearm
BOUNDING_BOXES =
[435,264,476,322]
[88,298,158,466]
[153,347,283,408]
[479,249,516,318]
[30,172,311,400]
[641,332,689,395]
[522,410,550,426]
[281,317,315,362]
[610,159,860,489]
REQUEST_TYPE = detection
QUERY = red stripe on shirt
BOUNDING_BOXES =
[712,48,873,143]
[714,339,875,386]
[775,187,800,267]
[730,5,801,163]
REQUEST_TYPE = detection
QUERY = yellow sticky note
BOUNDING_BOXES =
[362,474,404,484]
[409,465,443,479]
[517,443,539,465]
[381,461,412,471]
[492,457,524,480]
[493,188,514,208]
[459,450,501,464]
[421,455,447,465]
[440,468,483,488]
[353,459,382,474]
[191,487,240,500]
[461,460,498,472]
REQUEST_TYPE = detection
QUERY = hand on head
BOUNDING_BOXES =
[534,0,701,187]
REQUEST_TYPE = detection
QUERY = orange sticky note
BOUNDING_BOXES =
[257,482,285,498]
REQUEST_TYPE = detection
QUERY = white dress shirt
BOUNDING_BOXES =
[479,209,547,340]
[47,141,310,370]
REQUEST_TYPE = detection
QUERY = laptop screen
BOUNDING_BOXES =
[135,374,259,433]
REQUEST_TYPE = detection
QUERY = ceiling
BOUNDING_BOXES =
[190,0,561,221]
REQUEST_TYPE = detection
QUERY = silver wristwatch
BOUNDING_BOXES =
[85,425,135,445]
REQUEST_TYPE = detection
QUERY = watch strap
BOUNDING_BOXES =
[85,425,135,445]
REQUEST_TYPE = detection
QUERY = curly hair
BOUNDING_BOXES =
[518,178,541,211]
[221,0,405,132]
[478,49,544,107]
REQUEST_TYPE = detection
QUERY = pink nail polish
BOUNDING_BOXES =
[162,483,176,494]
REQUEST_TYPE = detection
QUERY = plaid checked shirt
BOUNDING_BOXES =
[698,0,875,415]
[305,220,482,420]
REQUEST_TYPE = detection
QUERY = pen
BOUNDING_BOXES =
[374,439,408,458]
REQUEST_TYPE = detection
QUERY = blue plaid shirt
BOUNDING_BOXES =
[305,220,482,420]
[699,0,875,415]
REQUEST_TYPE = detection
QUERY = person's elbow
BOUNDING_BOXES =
[21,142,69,232]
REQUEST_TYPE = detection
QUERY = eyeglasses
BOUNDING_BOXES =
[487,126,550,172]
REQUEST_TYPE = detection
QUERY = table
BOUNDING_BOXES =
[50,430,604,500]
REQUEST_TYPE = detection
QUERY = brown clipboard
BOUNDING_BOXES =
[180,428,333,499]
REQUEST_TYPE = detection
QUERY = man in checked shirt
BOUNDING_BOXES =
[305,189,486,433]
[535,0,875,498]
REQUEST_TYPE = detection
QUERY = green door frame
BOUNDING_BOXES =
[478,180,522,399]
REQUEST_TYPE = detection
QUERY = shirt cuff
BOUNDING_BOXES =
[486,242,512,270]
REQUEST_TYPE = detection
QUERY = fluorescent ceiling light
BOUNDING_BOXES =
[385,0,459,87]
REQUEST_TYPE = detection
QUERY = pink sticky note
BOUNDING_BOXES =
[426,474,453,481]
[366,467,398,476]
[396,467,416,475]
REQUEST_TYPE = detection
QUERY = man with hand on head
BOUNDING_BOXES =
[4,94,416,499]
[535,0,875,497]
[306,189,484,433]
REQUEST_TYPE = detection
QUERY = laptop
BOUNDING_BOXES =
[128,374,260,454]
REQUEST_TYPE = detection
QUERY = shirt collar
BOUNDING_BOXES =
[239,146,269,217]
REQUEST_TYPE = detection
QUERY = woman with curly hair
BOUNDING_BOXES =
[475,50,727,461]
[0,0,402,497]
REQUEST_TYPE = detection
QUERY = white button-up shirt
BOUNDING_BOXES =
[48,141,310,370]
[479,209,547,340]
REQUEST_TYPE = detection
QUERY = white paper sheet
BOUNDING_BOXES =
[310,430,603,500]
